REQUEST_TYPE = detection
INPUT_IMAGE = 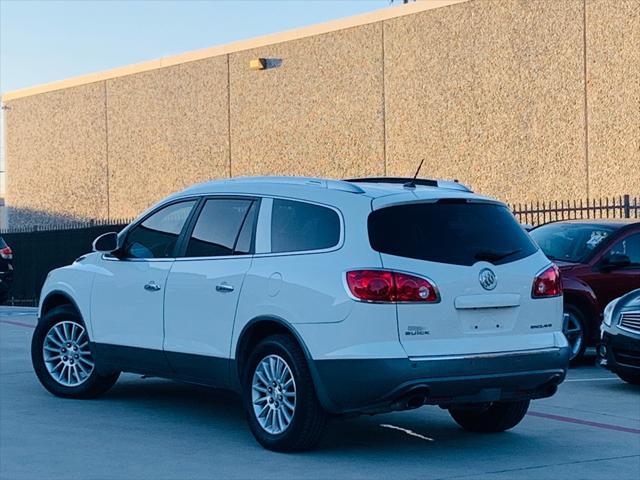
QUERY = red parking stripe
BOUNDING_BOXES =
[529,411,640,434]
[0,319,36,329]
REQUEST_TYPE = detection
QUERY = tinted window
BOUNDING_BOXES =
[368,201,538,266]
[530,223,616,262]
[235,201,259,255]
[124,201,196,259]
[185,199,254,257]
[607,233,640,266]
[271,199,340,253]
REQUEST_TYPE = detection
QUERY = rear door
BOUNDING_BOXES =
[368,199,562,357]
[163,197,259,385]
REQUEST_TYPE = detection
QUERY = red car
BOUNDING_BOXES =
[530,220,640,361]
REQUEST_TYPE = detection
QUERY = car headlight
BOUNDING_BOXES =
[603,298,619,327]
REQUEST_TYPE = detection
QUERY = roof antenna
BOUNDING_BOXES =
[404,159,424,189]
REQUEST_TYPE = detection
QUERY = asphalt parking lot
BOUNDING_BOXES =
[1,308,638,480]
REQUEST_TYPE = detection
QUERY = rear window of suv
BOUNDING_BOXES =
[368,200,538,266]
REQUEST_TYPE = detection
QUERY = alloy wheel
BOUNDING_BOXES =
[563,312,584,360]
[251,354,296,434]
[42,321,95,387]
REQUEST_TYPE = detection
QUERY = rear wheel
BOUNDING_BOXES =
[242,334,328,452]
[616,371,640,386]
[32,305,119,398]
[448,400,530,433]
[563,304,587,363]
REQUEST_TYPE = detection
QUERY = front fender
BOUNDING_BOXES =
[39,263,98,338]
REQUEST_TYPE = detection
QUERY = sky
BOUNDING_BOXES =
[0,0,392,94]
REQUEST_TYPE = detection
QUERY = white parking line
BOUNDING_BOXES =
[379,424,434,442]
[565,377,619,382]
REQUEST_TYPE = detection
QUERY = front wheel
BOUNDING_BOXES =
[31,305,119,398]
[242,334,328,452]
[448,400,530,433]
[563,304,587,363]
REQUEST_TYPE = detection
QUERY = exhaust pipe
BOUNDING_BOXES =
[391,388,430,411]
[406,394,427,409]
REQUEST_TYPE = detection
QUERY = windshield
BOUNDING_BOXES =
[368,201,538,266]
[529,223,616,263]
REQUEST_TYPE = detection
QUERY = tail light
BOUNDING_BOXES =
[0,246,12,260]
[346,270,439,303]
[532,264,562,298]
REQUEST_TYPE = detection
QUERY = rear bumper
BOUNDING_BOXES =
[310,346,570,414]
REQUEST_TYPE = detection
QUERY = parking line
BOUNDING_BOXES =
[528,411,640,434]
[0,319,36,329]
[565,377,619,382]
[380,424,434,441]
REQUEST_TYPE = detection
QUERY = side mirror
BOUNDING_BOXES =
[600,253,631,270]
[92,232,119,253]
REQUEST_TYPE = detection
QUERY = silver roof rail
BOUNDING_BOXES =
[227,176,365,194]
[344,177,473,192]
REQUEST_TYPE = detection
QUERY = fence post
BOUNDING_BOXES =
[623,194,630,218]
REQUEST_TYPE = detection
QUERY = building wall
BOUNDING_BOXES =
[106,57,230,219]
[4,83,109,225]
[3,0,639,227]
[229,22,385,180]
[585,0,640,198]
[384,0,587,201]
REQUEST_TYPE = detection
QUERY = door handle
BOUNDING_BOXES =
[216,283,235,293]
[144,281,162,292]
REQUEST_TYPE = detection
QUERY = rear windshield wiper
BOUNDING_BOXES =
[474,249,522,262]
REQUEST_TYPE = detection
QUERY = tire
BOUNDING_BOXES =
[563,304,587,363]
[448,400,530,433]
[616,371,640,386]
[31,305,119,399]
[242,334,328,452]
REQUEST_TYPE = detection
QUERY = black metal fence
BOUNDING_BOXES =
[1,194,638,306]
[2,222,128,306]
[511,194,638,226]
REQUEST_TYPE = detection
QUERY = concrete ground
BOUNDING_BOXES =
[1,308,639,480]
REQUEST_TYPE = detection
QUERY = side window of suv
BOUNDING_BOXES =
[184,198,257,257]
[123,200,196,259]
[271,199,340,253]
[607,233,640,266]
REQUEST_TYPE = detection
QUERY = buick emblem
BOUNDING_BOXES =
[479,268,497,290]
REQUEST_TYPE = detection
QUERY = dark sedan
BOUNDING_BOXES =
[598,289,640,385]
[530,220,640,361]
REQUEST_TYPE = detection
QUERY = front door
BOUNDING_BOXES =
[587,231,640,311]
[90,200,197,370]
[163,197,259,386]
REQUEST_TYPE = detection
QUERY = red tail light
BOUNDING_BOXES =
[346,270,439,303]
[0,246,12,260]
[532,264,562,298]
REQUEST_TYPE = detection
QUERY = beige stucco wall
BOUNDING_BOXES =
[385,0,587,201]
[2,0,639,227]
[4,83,109,225]
[106,57,230,219]
[586,0,640,198]
[229,22,385,179]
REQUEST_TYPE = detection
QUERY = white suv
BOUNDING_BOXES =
[32,176,570,451]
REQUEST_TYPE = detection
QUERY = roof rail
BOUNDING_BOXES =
[344,177,473,192]
[346,177,437,187]
[227,176,365,194]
